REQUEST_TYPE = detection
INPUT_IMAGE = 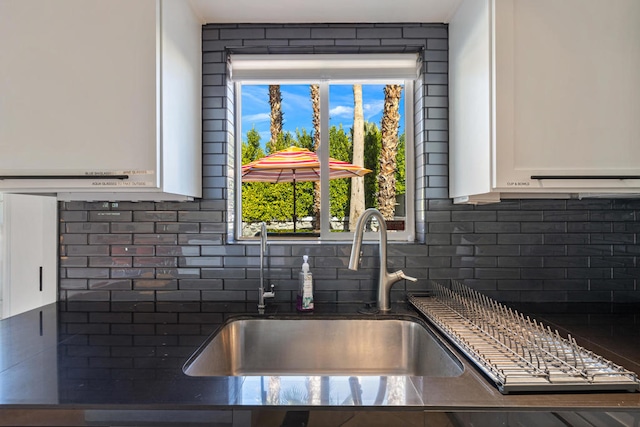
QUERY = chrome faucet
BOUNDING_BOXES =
[258,222,275,311]
[348,208,417,312]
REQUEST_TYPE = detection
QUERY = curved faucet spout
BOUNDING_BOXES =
[348,208,417,311]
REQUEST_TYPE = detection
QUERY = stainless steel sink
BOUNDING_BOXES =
[183,316,463,377]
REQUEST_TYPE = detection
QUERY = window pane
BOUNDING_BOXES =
[239,84,317,237]
[328,84,406,234]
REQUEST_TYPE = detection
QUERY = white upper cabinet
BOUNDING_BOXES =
[449,0,640,204]
[0,0,202,201]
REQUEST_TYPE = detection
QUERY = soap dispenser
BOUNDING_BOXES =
[296,255,314,312]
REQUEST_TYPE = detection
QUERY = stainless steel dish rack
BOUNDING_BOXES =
[408,281,640,394]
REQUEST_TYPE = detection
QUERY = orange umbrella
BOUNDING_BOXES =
[242,146,371,231]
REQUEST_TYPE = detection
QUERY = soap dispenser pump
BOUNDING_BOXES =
[296,255,314,312]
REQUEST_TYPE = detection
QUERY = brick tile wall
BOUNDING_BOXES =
[58,23,640,304]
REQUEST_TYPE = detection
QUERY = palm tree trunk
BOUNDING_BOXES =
[378,84,403,220]
[268,85,285,226]
[311,84,321,230]
[267,376,281,405]
[349,84,366,231]
[268,85,282,154]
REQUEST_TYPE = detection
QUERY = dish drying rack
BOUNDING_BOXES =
[408,281,640,394]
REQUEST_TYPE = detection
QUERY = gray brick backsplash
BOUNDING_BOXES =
[89,279,132,290]
[520,200,568,210]
[66,290,110,301]
[219,27,265,39]
[497,234,543,245]
[520,245,566,257]
[156,268,200,279]
[427,61,448,73]
[51,23,640,305]
[133,234,178,245]
[266,27,311,39]
[402,26,447,39]
[134,257,178,268]
[475,245,520,256]
[179,279,223,290]
[133,279,178,290]
[111,222,155,234]
[66,245,110,256]
[201,290,246,301]
[356,27,402,39]
[112,245,154,256]
[475,222,521,233]
[591,233,635,245]
[61,257,88,267]
[427,131,448,143]
[156,222,200,234]
[66,268,110,278]
[180,257,223,268]
[544,257,588,268]
[521,268,566,280]
[568,245,613,257]
[201,268,246,279]
[451,256,497,268]
[497,257,543,268]
[65,223,110,234]
[592,279,635,290]
[89,211,132,222]
[60,279,88,290]
[133,211,177,222]
[60,210,88,221]
[520,222,566,233]
[427,85,448,97]
[62,234,88,245]
[111,268,155,279]
[452,211,497,222]
[89,257,133,268]
[424,96,448,108]
[88,234,132,245]
[475,268,520,280]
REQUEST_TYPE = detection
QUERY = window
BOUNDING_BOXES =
[230,54,418,241]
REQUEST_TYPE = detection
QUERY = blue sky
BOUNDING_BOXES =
[241,84,405,145]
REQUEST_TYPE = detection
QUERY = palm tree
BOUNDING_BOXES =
[268,84,286,229]
[311,84,321,230]
[268,85,283,154]
[378,84,403,220]
[349,84,366,231]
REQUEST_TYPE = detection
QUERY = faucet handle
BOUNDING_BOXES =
[388,270,418,285]
[263,284,276,298]
[396,270,418,283]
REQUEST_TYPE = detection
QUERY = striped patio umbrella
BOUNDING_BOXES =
[242,146,371,232]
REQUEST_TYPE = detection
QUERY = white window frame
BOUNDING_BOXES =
[231,54,418,242]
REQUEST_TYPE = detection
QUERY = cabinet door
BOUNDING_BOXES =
[494,0,640,190]
[1,194,57,319]
[0,0,159,190]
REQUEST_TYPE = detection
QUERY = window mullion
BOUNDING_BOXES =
[319,83,330,238]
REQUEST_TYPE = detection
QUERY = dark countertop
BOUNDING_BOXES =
[0,299,639,418]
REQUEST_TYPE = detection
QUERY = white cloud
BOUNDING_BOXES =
[243,112,270,124]
[330,105,353,118]
[363,100,384,120]
[281,88,312,111]
[241,86,269,108]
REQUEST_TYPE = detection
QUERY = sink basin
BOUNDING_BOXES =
[183,316,463,377]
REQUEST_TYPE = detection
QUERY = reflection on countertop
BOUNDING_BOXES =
[0,300,639,415]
